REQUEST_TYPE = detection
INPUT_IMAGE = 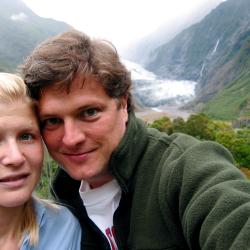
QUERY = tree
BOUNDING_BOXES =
[172,117,186,133]
[234,129,250,167]
[150,116,173,134]
[185,113,215,140]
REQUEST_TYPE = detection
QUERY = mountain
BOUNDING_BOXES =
[203,39,250,120]
[122,0,223,66]
[145,0,250,119]
[0,0,71,72]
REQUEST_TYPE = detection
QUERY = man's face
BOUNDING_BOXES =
[38,75,128,188]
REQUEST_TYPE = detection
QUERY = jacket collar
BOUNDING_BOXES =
[108,111,148,192]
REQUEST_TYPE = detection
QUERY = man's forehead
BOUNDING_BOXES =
[38,77,111,115]
[40,75,103,96]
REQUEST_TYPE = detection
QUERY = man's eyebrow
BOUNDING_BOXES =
[39,104,97,117]
[76,104,99,111]
[38,111,58,119]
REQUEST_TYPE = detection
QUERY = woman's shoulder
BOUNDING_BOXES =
[34,198,80,227]
[32,198,82,249]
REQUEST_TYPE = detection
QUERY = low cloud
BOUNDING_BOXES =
[10,12,27,21]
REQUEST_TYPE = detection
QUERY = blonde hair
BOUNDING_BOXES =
[18,199,39,246]
[0,73,31,103]
[0,73,39,246]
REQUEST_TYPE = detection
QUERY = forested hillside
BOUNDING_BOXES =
[0,0,70,72]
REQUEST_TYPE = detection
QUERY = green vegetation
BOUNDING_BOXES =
[35,153,58,199]
[148,116,173,134]
[203,38,250,120]
[150,113,250,169]
[204,72,250,120]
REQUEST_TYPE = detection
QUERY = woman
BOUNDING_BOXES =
[0,73,81,249]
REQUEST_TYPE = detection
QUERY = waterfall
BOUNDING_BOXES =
[199,62,205,77]
[212,39,220,55]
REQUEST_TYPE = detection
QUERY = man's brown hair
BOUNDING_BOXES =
[20,29,133,110]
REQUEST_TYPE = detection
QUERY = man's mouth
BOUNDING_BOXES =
[62,149,97,162]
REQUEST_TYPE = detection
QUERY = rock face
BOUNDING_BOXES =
[122,0,223,67]
[0,0,70,71]
[145,0,250,105]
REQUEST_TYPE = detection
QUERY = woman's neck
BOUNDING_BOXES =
[0,206,23,249]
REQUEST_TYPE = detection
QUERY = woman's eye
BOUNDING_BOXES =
[20,133,33,141]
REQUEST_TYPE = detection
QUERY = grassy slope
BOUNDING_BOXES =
[204,72,250,120]
[204,39,250,120]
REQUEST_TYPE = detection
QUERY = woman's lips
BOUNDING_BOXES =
[0,173,29,188]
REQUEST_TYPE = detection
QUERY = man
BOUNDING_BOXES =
[21,29,250,249]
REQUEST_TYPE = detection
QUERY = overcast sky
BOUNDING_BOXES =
[22,0,225,52]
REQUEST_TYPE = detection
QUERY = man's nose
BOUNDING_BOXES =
[62,119,86,147]
[1,140,25,167]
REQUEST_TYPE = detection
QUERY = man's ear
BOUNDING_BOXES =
[119,95,128,110]
[117,96,128,123]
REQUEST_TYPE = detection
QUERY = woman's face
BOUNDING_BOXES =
[0,100,43,208]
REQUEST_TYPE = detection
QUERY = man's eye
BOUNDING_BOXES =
[82,108,99,118]
[42,118,61,128]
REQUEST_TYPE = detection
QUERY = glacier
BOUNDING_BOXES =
[122,59,197,107]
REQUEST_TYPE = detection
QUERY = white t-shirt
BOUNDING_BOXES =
[79,179,122,250]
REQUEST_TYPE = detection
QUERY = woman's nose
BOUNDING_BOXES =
[1,140,25,167]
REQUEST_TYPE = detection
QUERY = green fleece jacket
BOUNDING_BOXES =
[52,111,250,250]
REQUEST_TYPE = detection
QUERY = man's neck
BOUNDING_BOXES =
[88,175,114,189]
